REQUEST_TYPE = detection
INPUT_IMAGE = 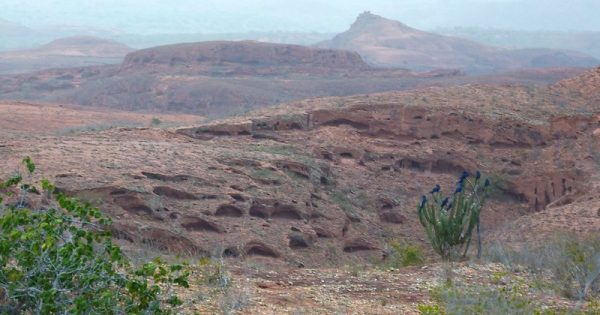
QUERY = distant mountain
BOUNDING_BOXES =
[0,36,132,74]
[317,12,598,73]
[39,36,132,57]
[0,18,334,53]
[436,27,600,59]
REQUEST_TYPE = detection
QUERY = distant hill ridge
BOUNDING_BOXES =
[317,11,598,73]
[39,36,132,57]
[0,36,132,74]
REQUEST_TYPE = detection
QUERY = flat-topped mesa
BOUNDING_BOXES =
[120,40,370,73]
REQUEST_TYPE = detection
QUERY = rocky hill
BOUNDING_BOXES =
[1,66,598,269]
[317,12,598,73]
[1,66,600,313]
[0,36,132,74]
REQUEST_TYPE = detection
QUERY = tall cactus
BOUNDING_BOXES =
[417,171,490,261]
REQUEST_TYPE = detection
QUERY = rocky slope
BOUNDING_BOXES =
[317,12,598,73]
[2,66,599,269]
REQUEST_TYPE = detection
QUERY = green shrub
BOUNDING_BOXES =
[384,241,425,268]
[0,157,190,314]
[417,303,444,315]
[151,117,162,126]
[417,171,491,261]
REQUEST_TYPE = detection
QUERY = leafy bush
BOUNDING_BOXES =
[384,240,425,268]
[417,303,445,315]
[151,117,162,126]
[0,157,190,314]
[417,171,491,261]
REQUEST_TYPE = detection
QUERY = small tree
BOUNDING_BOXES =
[0,157,190,314]
[417,171,490,261]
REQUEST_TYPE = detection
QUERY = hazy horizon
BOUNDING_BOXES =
[3,0,600,35]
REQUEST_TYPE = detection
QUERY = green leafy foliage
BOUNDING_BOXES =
[417,171,491,261]
[0,158,190,314]
[417,303,445,315]
[151,117,162,126]
[384,241,425,268]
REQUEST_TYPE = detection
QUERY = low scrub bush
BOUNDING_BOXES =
[383,240,425,268]
[420,282,600,315]
[486,233,600,301]
[430,284,539,315]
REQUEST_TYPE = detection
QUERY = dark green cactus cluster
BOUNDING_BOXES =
[417,171,491,261]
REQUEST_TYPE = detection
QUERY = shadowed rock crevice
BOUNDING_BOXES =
[153,186,198,200]
[320,118,369,130]
[215,204,244,217]
[113,194,154,215]
[249,199,304,220]
[343,238,379,253]
[379,210,406,224]
[142,172,193,182]
[112,223,206,255]
[288,232,314,249]
[244,241,280,258]
[394,157,469,174]
[180,216,225,233]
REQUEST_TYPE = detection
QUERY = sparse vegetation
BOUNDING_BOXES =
[330,190,357,218]
[55,121,142,135]
[423,282,544,315]
[383,240,425,268]
[419,274,600,315]
[486,233,600,301]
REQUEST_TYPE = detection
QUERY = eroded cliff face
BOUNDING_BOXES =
[178,101,599,216]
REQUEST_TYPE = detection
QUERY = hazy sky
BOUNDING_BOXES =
[3,0,600,34]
